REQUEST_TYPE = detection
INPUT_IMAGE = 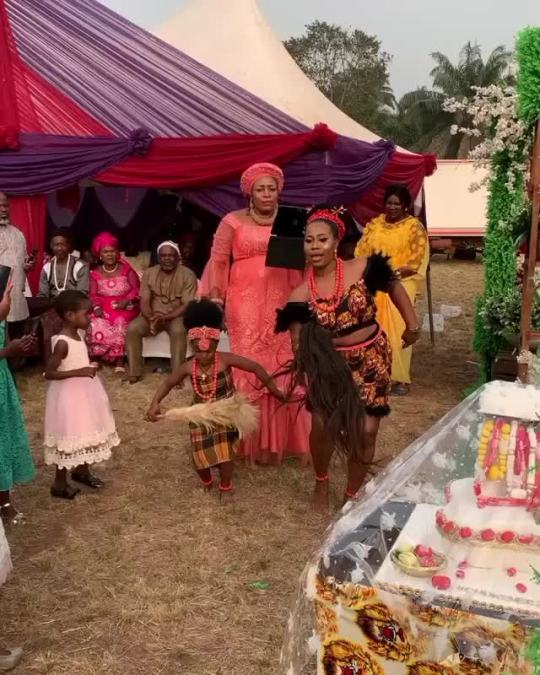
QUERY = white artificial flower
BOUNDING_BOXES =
[347,542,372,562]
[307,632,321,654]
[364,480,376,495]
[478,644,498,662]
[456,425,471,440]
[380,511,397,531]
[422,483,442,503]
[350,567,365,583]
[399,483,423,502]
[432,452,449,468]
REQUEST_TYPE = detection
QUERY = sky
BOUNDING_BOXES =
[101,0,539,97]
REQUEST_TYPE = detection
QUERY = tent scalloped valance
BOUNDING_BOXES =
[0,125,19,150]
[0,124,339,195]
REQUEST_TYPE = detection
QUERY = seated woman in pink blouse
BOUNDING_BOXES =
[89,232,140,373]
[200,163,310,465]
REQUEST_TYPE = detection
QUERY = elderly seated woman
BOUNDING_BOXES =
[88,232,141,373]
[126,241,197,384]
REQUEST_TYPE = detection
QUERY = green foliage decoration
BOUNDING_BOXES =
[473,28,540,381]
[516,28,540,125]
[473,154,523,380]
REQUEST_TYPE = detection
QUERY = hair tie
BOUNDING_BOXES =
[307,207,347,240]
[188,326,221,350]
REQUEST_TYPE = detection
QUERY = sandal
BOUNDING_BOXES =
[71,472,104,489]
[114,366,126,374]
[126,376,142,385]
[391,382,410,396]
[50,485,80,500]
[0,646,23,672]
[0,503,26,526]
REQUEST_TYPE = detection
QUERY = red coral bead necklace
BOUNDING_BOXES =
[308,257,345,312]
[192,357,219,401]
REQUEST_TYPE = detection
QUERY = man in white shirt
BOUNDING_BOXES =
[0,192,33,340]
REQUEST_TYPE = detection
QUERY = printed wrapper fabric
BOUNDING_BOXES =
[189,367,239,471]
[311,573,534,674]
[200,213,310,463]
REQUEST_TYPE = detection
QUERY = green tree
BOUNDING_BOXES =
[386,42,512,157]
[285,21,394,133]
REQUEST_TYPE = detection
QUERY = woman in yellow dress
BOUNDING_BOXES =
[355,185,428,395]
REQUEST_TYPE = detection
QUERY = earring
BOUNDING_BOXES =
[334,248,338,259]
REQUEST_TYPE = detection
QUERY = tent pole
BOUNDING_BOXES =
[419,188,435,346]
[426,264,435,346]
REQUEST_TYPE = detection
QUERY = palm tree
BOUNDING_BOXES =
[385,42,512,157]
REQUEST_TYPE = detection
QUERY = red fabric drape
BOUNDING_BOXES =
[0,0,20,138]
[0,0,111,292]
[96,125,337,188]
[9,194,47,291]
[350,151,437,224]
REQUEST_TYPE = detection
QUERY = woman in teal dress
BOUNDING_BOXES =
[0,286,36,524]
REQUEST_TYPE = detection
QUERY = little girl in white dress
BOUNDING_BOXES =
[45,291,119,499]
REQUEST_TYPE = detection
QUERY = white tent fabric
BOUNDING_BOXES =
[425,160,487,238]
[155,0,381,143]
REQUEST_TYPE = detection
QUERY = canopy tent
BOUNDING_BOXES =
[156,0,432,220]
[0,0,434,290]
[157,0,382,143]
[424,160,488,239]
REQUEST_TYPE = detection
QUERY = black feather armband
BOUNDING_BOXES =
[364,253,397,294]
[275,302,313,333]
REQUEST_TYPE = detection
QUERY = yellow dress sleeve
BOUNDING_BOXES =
[354,223,375,258]
[406,220,429,273]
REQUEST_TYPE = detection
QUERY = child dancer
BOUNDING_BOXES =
[146,299,283,498]
[44,290,119,499]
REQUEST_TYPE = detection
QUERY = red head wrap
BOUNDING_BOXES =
[188,326,221,351]
[91,232,119,258]
[307,207,347,241]
[240,162,284,197]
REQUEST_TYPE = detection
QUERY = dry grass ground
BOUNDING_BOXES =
[3,259,483,675]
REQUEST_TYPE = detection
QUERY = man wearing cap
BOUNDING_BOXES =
[126,241,197,383]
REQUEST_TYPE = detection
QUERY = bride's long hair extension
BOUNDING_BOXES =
[275,303,364,459]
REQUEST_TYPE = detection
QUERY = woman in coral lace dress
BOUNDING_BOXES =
[89,233,140,373]
[200,163,310,464]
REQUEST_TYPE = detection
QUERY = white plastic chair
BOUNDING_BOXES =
[142,331,230,361]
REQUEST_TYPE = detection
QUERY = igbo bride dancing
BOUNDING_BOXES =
[276,206,419,510]
[201,163,310,464]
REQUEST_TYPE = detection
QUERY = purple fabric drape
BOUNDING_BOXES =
[6,0,303,136]
[183,137,395,215]
[2,0,400,214]
[0,131,151,194]
[0,131,392,200]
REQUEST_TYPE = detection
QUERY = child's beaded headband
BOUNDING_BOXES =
[307,207,347,241]
[187,326,221,351]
